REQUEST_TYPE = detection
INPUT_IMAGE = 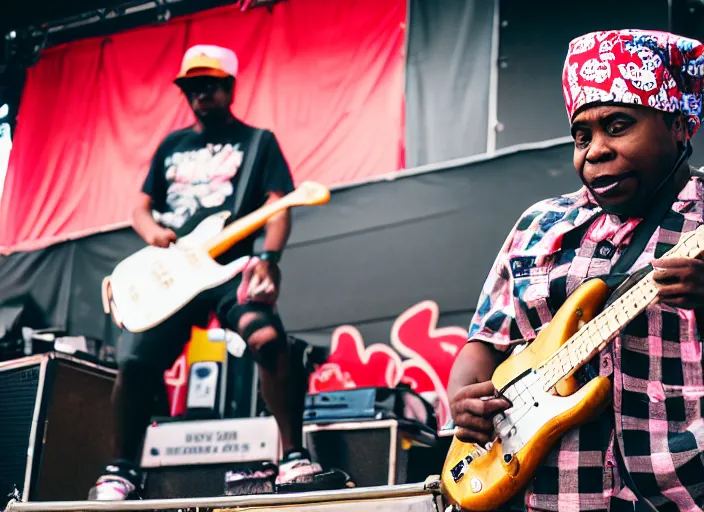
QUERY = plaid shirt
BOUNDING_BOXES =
[468,176,704,512]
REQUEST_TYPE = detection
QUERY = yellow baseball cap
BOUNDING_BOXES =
[174,44,238,85]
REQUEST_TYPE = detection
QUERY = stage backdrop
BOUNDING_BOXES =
[0,142,584,426]
[0,0,406,254]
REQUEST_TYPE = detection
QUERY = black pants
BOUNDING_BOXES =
[110,275,289,469]
[115,276,284,373]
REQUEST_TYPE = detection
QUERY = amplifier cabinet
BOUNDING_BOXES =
[303,419,436,488]
[140,416,281,498]
[0,352,116,503]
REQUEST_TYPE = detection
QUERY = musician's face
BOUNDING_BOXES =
[180,77,234,125]
[571,104,686,217]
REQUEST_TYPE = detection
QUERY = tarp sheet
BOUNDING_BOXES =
[404,0,494,167]
[0,0,406,254]
[495,0,670,149]
[0,143,582,346]
[0,142,583,424]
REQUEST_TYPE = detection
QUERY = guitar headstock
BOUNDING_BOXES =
[285,181,331,207]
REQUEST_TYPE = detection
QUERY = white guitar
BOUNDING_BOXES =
[101,182,331,333]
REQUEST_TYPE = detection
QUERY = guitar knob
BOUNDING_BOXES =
[470,477,483,493]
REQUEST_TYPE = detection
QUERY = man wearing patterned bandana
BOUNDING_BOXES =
[449,30,704,511]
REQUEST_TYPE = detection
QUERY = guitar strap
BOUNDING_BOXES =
[560,171,683,302]
[610,182,679,275]
[605,179,681,511]
[607,142,693,277]
[232,128,265,221]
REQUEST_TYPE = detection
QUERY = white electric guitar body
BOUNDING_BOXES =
[102,182,331,333]
[105,211,250,333]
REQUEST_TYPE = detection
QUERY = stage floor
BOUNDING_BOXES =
[4,480,445,512]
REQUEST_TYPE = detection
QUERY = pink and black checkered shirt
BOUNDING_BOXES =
[468,176,704,512]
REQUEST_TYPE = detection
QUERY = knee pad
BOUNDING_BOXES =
[240,315,287,372]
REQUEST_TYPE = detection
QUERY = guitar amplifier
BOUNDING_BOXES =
[303,419,437,488]
[140,416,281,498]
[304,387,438,433]
[0,352,116,506]
[303,388,438,488]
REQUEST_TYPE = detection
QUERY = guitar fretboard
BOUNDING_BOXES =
[202,182,329,259]
[538,225,704,392]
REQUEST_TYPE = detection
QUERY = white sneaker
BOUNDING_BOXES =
[275,456,323,485]
[88,476,137,501]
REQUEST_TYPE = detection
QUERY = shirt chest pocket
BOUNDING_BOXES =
[508,254,552,309]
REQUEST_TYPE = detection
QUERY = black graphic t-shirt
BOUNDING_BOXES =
[142,119,295,261]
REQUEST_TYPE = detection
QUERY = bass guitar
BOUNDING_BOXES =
[441,224,704,511]
[101,181,330,333]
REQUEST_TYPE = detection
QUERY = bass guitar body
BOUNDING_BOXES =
[441,224,704,511]
[441,278,613,511]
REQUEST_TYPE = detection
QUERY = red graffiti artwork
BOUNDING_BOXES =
[163,301,466,427]
[163,314,220,417]
[309,301,466,428]
[163,349,189,417]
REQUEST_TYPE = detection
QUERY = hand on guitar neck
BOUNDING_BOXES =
[651,255,704,310]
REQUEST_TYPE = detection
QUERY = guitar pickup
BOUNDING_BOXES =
[184,249,201,268]
[450,454,474,483]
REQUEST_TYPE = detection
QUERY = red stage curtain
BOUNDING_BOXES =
[0,0,406,254]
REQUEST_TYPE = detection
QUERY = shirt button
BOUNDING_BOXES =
[598,241,615,258]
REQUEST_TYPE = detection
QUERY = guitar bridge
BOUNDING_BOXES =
[184,248,202,268]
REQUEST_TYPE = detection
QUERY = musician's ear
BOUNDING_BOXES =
[666,112,687,148]
[224,77,236,96]
[672,112,689,148]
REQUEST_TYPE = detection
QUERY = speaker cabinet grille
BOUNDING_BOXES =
[35,361,116,501]
[304,420,409,488]
[0,364,41,498]
[0,354,116,503]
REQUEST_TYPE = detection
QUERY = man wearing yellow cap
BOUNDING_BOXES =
[90,44,321,500]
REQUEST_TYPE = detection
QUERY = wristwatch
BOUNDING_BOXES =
[259,251,281,264]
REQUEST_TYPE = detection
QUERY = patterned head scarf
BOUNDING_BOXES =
[562,29,704,137]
